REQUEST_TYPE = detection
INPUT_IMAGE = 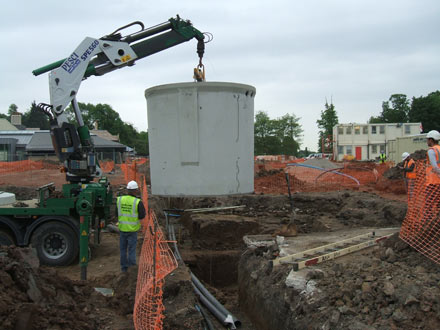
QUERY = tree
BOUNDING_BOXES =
[380,94,410,123]
[21,102,50,129]
[0,104,19,120]
[368,94,410,124]
[65,102,150,155]
[408,91,440,133]
[7,104,18,116]
[316,101,338,152]
[254,111,302,156]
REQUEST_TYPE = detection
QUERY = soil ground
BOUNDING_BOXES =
[1,161,439,330]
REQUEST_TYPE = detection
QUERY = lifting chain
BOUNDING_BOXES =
[193,39,206,82]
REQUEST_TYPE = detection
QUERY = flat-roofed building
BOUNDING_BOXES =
[333,122,422,161]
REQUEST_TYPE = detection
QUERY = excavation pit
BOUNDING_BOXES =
[149,190,424,329]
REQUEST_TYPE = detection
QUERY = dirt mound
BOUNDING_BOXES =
[410,149,427,160]
[254,167,283,178]
[0,247,103,330]
[0,245,138,330]
[383,166,403,180]
[374,177,407,194]
[384,149,427,180]
[239,233,440,329]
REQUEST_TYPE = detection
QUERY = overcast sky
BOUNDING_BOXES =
[1,0,440,150]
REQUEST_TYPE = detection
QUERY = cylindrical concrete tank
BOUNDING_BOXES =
[145,82,256,196]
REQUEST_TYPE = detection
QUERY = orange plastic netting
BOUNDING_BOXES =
[120,161,177,330]
[0,159,60,174]
[400,160,440,264]
[99,160,115,173]
[254,162,388,195]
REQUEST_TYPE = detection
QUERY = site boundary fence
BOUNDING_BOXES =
[254,160,392,195]
[120,159,177,330]
[400,160,440,264]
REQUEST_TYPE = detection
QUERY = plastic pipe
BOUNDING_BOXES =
[191,273,241,328]
[192,283,231,327]
[164,211,241,328]
[286,163,360,185]
[195,303,216,330]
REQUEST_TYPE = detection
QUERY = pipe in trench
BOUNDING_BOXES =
[191,272,241,328]
[164,211,241,328]
[195,304,215,330]
[192,283,234,328]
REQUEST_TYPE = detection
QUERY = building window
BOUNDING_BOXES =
[346,127,352,134]
[372,145,377,154]
[379,126,385,134]
[346,145,352,155]
[338,127,344,135]
[362,126,368,134]
[371,126,377,134]
[355,127,360,135]
[338,146,344,154]
[405,125,411,134]
[380,144,386,153]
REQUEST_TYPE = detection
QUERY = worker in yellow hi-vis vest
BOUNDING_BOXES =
[379,150,387,164]
[117,180,146,272]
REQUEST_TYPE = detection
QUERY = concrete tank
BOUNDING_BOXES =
[145,82,256,196]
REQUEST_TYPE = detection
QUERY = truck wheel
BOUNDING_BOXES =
[31,222,78,266]
[0,229,14,246]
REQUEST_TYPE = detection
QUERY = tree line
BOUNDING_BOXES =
[254,111,303,156]
[8,90,436,158]
[316,90,440,152]
[369,92,440,132]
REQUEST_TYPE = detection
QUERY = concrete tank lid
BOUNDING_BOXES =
[145,81,256,98]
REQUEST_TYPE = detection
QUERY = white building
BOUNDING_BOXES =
[388,133,427,164]
[333,122,421,161]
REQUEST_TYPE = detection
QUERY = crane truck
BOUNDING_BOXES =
[0,16,207,279]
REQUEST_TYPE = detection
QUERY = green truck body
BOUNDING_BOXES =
[0,179,113,279]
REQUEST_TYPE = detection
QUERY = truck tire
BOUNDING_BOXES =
[0,229,14,246]
[31,221,78,266]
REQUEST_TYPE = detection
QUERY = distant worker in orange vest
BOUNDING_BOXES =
[401,152,416,197]
[426,130,440,184]
[420,130,440,232]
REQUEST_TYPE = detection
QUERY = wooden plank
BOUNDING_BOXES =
[272,232,375,266]
[291,233,395,271]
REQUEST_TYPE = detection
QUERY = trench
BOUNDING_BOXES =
[151,191,407,330]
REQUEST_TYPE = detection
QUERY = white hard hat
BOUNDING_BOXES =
[427,130,440,141]
[127,180,139,190]
[401,152,410,161]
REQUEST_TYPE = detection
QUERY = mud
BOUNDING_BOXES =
[0,185,37,200]
[0,246,132,330]
[149,190,409,329]
[239,233,440,330]
[1,183,434,330]
[383,149,427,180]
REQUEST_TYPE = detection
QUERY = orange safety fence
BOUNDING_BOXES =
[0,159,60,174]
[99,160,115,173]
[254,161,393,195]
[400,160,440,264]
[119,165,177,330]
[120,158,147,184]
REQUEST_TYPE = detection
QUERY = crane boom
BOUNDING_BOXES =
[32,15,206,183]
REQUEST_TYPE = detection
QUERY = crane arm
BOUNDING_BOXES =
[33,16,205,116]
[32,16,207,183]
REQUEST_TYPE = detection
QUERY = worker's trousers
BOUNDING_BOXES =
[120,231,137,272]
[405,178,414,201]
